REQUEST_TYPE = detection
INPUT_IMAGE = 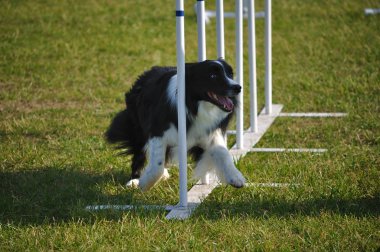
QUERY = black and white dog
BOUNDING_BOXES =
[106,59,246,191]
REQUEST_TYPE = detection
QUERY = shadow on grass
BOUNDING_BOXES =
[0,166,148,225]
[195,195,380,220]
[1,167,379,224]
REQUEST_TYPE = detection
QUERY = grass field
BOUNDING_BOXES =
[1,0,379,250]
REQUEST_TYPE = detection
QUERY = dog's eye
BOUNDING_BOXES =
[210,74,217,79]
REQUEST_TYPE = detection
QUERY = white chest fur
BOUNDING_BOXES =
[186,101,229,147]
[161,101,229,149]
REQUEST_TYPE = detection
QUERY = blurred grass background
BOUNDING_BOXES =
[0,0,379,250]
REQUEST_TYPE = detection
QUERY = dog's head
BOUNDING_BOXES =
[186,59,241,112]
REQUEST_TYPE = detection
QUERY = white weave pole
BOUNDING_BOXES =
[197,0,207,61]
[247,0,258,132]
[216,0,225,58]
[264,0,272,114]
[235,0,244,149]
[365,8,380,15]
[197,0,210,185]
[176,0,187,208]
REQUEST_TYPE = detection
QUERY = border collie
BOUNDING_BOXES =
[106,59,246,191]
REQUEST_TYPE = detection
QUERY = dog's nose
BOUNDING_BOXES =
[232,84,241,94]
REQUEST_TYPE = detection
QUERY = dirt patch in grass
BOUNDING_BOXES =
[0,81,15,91]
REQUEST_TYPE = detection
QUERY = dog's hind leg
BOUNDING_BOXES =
[192,150,215,182]
[138,137,167,191]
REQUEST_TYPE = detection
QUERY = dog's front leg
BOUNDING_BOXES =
[208,145,246,188]
[138,137,167,191]
[205,131,246,188]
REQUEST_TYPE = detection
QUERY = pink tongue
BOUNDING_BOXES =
[218,96,233,110]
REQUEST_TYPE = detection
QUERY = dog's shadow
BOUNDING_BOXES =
[1,167,379,225]
[0,166,143,225]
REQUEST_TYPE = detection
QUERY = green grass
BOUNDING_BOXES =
[1,0,379,250]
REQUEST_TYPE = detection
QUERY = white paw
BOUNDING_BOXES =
[161,168,170,181]
[138,168,169,191]
[225,169,246,188]
[126,178,140,188]
[138,166,164,192]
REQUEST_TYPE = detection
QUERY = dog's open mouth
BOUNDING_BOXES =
[207,92,234,112]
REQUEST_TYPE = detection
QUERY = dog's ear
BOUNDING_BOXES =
[216,58,233,76]
[217,57,229,68]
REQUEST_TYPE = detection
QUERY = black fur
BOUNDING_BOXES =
[106,59,240,180]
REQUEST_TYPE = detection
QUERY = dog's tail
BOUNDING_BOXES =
[105,109,139,155]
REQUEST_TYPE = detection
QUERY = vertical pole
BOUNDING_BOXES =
[176,0,187,207]
[217,0,227,145]
[264,0,272,114]
[248,0,258,132]
[216,0,225,59]
[197,0,209,185]
[235,0,244,149]
[197,0,206,61]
